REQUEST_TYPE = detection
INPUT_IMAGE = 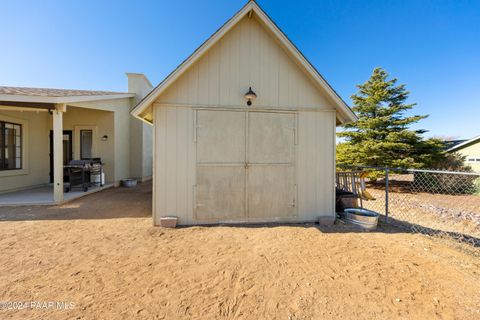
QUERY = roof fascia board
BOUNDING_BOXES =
[55,93,134,103]
[134,113,154,125]
[0,100,55,110]
[0,93,134,104]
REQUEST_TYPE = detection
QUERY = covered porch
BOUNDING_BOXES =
[0,86,134,205]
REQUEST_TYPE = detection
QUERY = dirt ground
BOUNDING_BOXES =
[363,188,480,242]
[0,183,479,319]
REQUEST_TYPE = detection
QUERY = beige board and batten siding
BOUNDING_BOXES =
[156,16,334,110]
[153,107,335,225]
[150,14,337,225]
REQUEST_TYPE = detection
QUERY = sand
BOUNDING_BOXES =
[0,182,479,319]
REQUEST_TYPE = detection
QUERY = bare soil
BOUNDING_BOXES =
[0,183,479,319]
[363,188,480,242]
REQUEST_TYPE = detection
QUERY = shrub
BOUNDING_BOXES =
[412,171,479,195]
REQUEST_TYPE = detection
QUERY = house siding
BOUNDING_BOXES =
[156,15,334,110]
[456,142,480,172]
[0,111,50,193]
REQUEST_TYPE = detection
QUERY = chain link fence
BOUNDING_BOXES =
[337,166,480,247]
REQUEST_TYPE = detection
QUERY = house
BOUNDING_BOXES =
[0,73,153,204]
[131,1,357,226]
[447,135,480,172]
[443,139,467,150]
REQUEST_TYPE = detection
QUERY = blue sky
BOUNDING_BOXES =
[1,0,479,139]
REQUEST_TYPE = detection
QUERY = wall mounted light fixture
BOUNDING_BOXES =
[244,87,257,106]
[101,135,108,141]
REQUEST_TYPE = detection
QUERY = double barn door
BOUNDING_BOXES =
[195,109,296,221]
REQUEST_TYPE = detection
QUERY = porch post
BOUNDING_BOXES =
[53,103,66,203]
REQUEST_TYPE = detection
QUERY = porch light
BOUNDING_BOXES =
[244,87,257,106]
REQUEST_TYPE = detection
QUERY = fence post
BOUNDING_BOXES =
[385,168,389,223]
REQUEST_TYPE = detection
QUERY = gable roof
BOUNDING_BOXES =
[447,135,480,152]
[131,0,357,125]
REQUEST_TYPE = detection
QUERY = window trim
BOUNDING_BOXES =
[0,120,22,171]
[80,129,93,159]
[0,113,29,177]
[73,125,97,160]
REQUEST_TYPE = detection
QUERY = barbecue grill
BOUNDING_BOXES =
[64,158,104,192]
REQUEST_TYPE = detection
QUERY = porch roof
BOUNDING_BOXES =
[0,86,135,109]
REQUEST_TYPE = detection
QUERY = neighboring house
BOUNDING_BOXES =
[447,135,480,172]
[0,73,153,202]
[132,1,357,226]
[443,139,467,150]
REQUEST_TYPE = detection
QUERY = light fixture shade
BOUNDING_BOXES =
[244,87,257,101]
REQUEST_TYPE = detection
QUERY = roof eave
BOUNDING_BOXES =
[447,135,480,152]
[0,93,135,105]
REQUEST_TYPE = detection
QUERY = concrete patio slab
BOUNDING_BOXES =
[0,184,114,206]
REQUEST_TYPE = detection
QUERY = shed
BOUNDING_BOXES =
[132,1,357,225]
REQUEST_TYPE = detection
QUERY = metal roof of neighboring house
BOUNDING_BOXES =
[447,135,480,152]
[0,86,135,107]
[443,139,468,150]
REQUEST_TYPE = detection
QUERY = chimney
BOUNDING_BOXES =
[126,73,153,104]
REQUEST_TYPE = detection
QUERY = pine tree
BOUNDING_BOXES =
[337,67,441,169]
